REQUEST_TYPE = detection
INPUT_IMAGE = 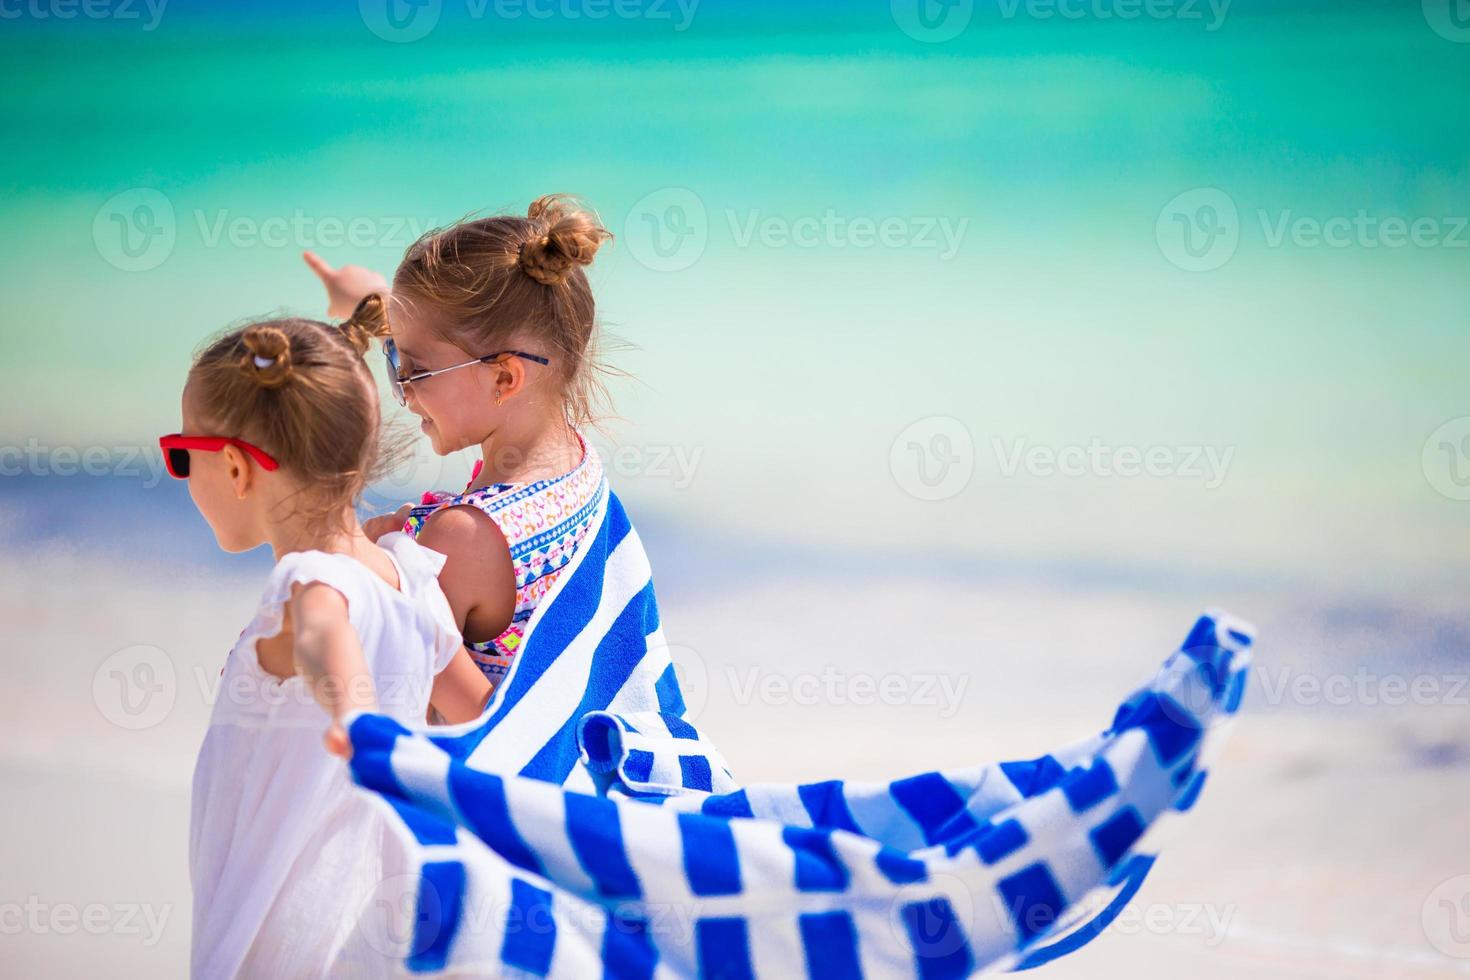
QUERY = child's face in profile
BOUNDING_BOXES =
[179,381,267,553]
[386,308,504,457]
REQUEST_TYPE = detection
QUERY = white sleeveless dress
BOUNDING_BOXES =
[189,532,462,979]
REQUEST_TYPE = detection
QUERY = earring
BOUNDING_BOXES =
[495,390,502,407]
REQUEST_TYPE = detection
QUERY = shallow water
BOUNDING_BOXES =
[4,0,1469,590]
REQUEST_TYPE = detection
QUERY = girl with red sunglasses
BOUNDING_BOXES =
[170,305,493,978]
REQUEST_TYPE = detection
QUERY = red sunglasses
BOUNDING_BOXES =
[158,434,280,480]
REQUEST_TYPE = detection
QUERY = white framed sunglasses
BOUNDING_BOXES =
[382,337,549,407]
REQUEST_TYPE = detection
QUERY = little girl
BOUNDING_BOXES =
[305,194,614,690]
[165,306,491,976]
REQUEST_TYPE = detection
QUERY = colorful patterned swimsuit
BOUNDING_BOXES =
[403,428,607,684]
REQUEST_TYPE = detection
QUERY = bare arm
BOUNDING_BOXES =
[289,581,377,758]
[416,505,517,724]
[430,647,495,723]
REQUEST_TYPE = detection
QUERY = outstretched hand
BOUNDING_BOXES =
[302,250,390,320]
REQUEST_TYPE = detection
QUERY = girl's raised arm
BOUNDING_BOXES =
[303,251,389,320]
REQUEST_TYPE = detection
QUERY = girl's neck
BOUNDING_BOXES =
[472,410,583,490]
[266,506,373,563]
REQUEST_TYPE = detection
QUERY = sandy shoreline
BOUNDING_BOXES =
[2,557,1467,976]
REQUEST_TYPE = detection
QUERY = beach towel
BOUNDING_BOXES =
[367,486,737,799]
[340,487,1254,977]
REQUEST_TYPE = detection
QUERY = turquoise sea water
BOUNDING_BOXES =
[2,1,1467,593]
[3,16,1469,976]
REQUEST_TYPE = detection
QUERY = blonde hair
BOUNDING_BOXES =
[187,296,396,529]
[392,194,627,430]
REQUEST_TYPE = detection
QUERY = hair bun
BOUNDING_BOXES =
[341,293,390,355]
[240,325,294,388]
[519,193,611,286]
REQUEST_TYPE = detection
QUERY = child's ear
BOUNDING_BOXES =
[488,357,526,398]
[221,444,254,499]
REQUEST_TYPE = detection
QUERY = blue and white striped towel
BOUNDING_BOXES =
[360,487,736,798]
[340,487,1253,976]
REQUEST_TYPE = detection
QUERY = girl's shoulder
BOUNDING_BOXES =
[259,542,420,620]
[267,538,460,665]
[261,548,368,608]
[266,537,457,603]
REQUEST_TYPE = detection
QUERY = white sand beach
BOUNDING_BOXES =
[2,550,1466,977]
